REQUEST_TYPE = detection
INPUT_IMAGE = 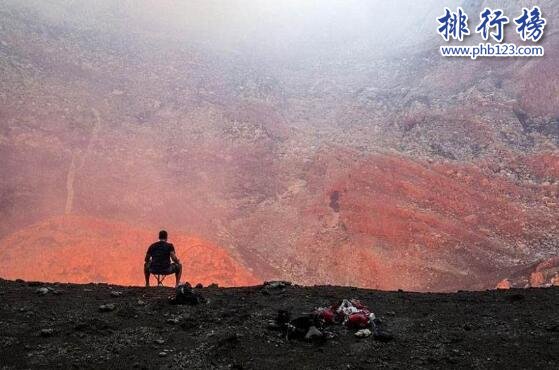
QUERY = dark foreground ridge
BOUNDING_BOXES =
[0,278,558,369]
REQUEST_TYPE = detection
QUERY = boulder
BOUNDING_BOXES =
[530,272,545,287]
[496,279,512,289]
[98,304,116,312]
[35,287,49,295]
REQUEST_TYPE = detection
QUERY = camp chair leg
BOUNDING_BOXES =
[154,274,166,287]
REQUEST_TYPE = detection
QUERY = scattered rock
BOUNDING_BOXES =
[217,332,241,345]
[506,293,525,302]
[166,317,180,325]
[158,351,168,357]
[354,329,372,338]
[372,320,394,342]
[137,299,147,306]
[263,281,292,289]
[40,328,54,337]
[324,331,337,340]
[372,330,394,342]
[99,304,116,312]
[2,277,559,368]
[267,320,280,330]
[262,281,292,296]
[110,291,123,297]
[35,287,50,295]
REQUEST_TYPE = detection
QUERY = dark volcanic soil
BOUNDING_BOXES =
[0,279,558,369]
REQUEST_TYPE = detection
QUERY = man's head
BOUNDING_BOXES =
[159,230,168,240]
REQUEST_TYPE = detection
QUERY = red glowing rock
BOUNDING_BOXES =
[530,272,545,288]
[496,279,512,290]
[0,215,259,287]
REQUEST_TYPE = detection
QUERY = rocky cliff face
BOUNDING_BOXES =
[0,0,557,289]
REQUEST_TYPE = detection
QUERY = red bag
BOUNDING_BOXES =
[316,308,335,324]
[346,312,370,328]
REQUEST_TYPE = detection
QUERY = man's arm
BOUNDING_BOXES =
[170,251,180,264]
[145,245,152,264]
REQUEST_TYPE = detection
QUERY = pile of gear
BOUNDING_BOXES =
[271,299,393,342]
[168,283,205,305]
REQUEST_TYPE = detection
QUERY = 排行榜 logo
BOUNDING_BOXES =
[437,6,546,59]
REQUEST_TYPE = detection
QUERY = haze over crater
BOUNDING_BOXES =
[0,0,558,290]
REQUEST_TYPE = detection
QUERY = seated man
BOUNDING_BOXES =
[144,230,182,287]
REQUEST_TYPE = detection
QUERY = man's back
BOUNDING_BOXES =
[144,230,182,287]
[147,240,175,272]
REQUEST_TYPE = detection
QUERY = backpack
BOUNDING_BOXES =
[169,284,205,305]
